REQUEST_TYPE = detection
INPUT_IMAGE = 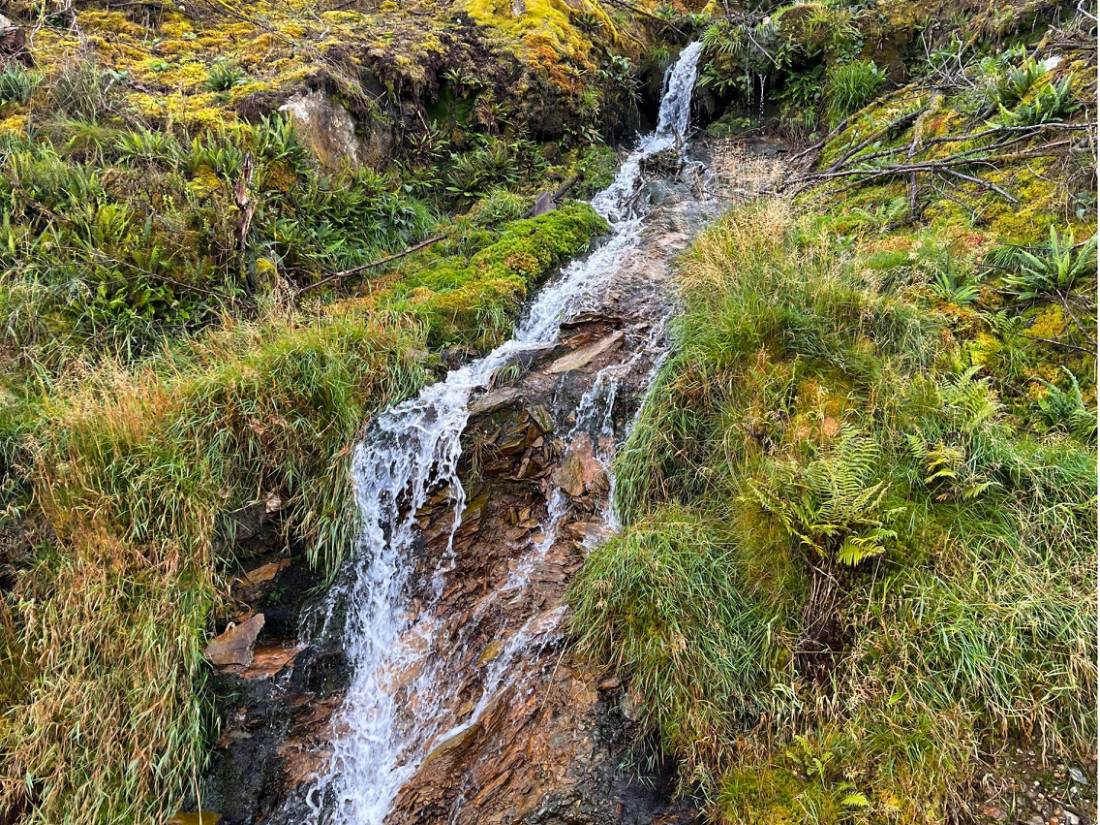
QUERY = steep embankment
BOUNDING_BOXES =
[0,2,705,823]
[572,3,1096,825]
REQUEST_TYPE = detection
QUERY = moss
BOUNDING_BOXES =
[465,0,617,68]
[1026,302,1068,340]
[387,202,606,347]
[0,111,27,138]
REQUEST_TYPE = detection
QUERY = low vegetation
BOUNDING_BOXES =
[573,194,1095,823]
[573,5,1096,821]
[0,0,631,819]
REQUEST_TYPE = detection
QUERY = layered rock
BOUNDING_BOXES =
[198,137,779,825]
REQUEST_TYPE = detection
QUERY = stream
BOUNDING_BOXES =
[294,41,719,825]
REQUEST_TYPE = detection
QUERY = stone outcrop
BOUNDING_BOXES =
[204,613,266,669]
[278,90,389,171]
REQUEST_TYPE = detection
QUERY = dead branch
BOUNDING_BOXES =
[598,0,684,33]
[787,158,1020,203]
[826,106,927,173]
[1030,336,1095,354]
[787,115,852,165]
[937,168,1019,203]
[297,233,448,296]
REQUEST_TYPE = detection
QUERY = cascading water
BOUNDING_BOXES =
[303,42,704,825]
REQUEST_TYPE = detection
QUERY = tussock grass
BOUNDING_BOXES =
[0,192,603,822]
[570,200,1096,823]
[1,310,429,824]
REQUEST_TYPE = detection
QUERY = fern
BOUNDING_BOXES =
[748,428,898,566]
[1036,368,1097,443]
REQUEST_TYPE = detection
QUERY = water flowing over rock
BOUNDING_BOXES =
[200,42,776,825]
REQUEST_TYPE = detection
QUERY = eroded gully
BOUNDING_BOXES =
[200,41,786,825]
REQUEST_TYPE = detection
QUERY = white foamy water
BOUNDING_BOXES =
[302,42,703,825]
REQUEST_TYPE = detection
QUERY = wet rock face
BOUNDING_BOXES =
[195,557,347,825]
[198,135,775,823]
[200,311,691,825]
[383,312,692,825]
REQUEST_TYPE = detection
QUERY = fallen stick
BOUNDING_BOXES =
[298,234,447,295]
[1030,336,1095,354]
[787,160,1019,203]
[827,106,926,173]
[301,181,585,295]
[787,115,851,164]
[599,0,683,32]
[524,174,580,218]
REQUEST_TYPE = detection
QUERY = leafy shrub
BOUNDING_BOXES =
[999,75,1079,126]
[825,59,886,121]
[0,115,436,373]
[776,65,825,137]
[748,429,899,568]
[1036,368,1097,442]
[114,126,182,165]
[999,226,1097,299]
[205,59,246,92]
[993,55,1046,107]
[909,233,982,304]
[796,3,862,61]
[699,18,788,100]
[470,188,528,226]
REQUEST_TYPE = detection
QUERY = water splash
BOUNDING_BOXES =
[302,42,704,825]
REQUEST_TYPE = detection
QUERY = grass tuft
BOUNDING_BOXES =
[571,196,1096,824]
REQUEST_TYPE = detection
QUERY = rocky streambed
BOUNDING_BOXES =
[192,48,787,825]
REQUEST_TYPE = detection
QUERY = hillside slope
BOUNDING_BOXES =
[0,1,1094,824]
[573,2,1097,824]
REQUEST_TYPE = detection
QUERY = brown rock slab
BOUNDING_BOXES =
[469,387,523,415]
[204,613,265,668]
[167,813,221,825]
[546,330,624,375]
[237,643,303,680]
[555,434,606,499]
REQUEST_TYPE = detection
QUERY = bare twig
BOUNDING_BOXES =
[787,115,851,165]
[297,233,448,295]
[598,0,683,33]
[826,106,927,173]
[234,153,256,256]
[1030,336,1095,354]
[937,168,1019,203]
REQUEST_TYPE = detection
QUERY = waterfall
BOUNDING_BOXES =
[303,42,704,825]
